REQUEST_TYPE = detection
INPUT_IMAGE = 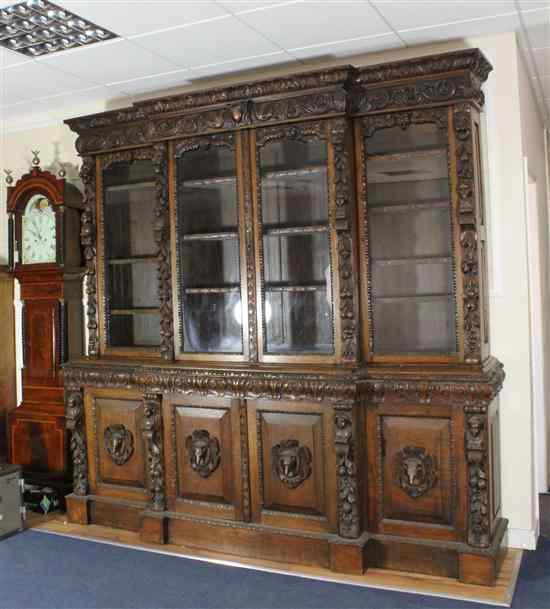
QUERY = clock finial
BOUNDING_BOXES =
[4,169,13,185]
[31,150,41,167]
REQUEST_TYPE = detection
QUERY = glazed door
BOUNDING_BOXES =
[357,109,459,362]
[251,119,358,364]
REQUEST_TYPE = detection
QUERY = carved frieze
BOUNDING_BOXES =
[185,430,221,478]
[64,363,358,405]
[271,439,312,489]
[104,424,134,466]
[465,414,490,547]
[334,411,360,538]
[142,394,165,510]
[394,446,438,499]
[66,389,87,495]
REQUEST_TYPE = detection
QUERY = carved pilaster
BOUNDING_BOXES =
[142,394,165,511]
[239,402,251,521]
[334,410,360,538]
[330,118,358,361]
[152,143,174,360]
[465,411,490,547]
[80,156,99,358]
[66,388,87,496]
[454,105,481,363]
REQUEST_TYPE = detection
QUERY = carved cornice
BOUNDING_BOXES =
[353,48,492,86]
[65,49,492,154]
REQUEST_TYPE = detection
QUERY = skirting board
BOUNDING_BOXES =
[26,514,522,607]
[508,524,539,550]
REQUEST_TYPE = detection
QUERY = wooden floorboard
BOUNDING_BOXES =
[26,513,521,607]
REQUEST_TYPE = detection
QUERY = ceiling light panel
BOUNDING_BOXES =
[0,0,117,57]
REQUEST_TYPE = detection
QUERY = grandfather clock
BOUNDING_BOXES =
[6,153,83,494]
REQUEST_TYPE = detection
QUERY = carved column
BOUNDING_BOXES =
[142,393,165,511]
[79,156,99,358]
[334,410,360,538]
[152,143,174,361]
[453,105,482,364]
[66,387,87,496]
[465,408,490,547]
[330,118,358,363]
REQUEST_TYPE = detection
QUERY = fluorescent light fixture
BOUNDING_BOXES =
[0,1,117,57]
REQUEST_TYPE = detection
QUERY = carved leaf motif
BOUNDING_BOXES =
[334,411,360,538]
[466,414,490,547]
[142,395,165,511]
[66,389,87,495]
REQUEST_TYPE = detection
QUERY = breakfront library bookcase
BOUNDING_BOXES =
[64,48,506,585]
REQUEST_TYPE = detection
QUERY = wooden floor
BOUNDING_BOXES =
[26,513,521,607]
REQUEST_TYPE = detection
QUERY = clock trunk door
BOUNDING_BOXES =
[23,299,57,384]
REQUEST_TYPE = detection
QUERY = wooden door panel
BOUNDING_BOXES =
[381,415,452,526]
[85,390,148,503]
[174,406,233,504]
[24,299,57,383]
[163,395,243,521]
[248,400,336,533]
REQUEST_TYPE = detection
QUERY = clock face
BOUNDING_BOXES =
[21,195,57,265]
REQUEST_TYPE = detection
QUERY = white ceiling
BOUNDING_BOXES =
[0,0,548,131]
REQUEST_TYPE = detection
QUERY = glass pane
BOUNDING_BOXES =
[109,312,161,348]
[176,142,243,354]
[108,260,159,308]
[259,136,334,356]
[262,170,328,226]
[261,139,326,173]
[266,290,333,354]
[365,122,456,355]
[373,297,455,354]
[183,292,242,353]
[179,181,237,234]
[264,233,330,285]
[103,159,159,349]
[181,239,239,288]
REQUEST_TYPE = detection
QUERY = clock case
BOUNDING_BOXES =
[6,163,84,496]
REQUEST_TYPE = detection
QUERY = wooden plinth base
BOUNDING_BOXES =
[65,494,507,586]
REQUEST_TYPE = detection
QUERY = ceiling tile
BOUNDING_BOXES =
[62,0,227,37]
[0,48,31,69]
[190,51,295,79]
[36,39,180,85]
[107,69,194,98]
[132,15,280,69]
[218,1,300,14]
[0,61,93,105]
[373,1,516,32]
[521,7,550,48]
[533,46,550,75]
[237,1,390,50]
[288,33,404,61]
[519,1,550,9]
[400,12,520,45]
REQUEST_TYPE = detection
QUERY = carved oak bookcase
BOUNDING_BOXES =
[63,48,506,585]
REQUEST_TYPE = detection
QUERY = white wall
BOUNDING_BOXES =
[0,31,547,549]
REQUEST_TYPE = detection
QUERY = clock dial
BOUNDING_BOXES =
[21,195,56,264]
